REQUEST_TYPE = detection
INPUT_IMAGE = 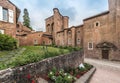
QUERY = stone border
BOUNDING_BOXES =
[0,51,84,83]
[37,66,96,83]
[75,67,96,83]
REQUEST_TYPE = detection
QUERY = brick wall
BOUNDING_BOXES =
[0,0,20,38]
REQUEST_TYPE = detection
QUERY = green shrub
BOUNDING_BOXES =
[48,68,76,83]
[55,76,63,83]
[64,74,73,83]
[0,34,17,50]
[84,63,93,70]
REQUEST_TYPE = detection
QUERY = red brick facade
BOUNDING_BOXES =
[1,0,120,60]
[0,0,20,38]
[45,8,83,47]
[45,0,120,61]
[18,31,52,46]
[16,22,52,46]
[83,0,120,60]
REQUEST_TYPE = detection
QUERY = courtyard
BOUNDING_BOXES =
[0,0,120,83]
[85,58,120,83]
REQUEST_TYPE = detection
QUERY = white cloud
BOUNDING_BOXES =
[10,0,108,31]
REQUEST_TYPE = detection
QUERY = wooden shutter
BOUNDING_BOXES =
[9,9,14,23]
[0,6,3,21]
[0,29,4,34]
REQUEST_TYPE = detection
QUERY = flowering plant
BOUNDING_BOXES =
[47,63,93,83]
[48,68,76,83]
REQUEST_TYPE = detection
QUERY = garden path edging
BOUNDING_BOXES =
[75,67,96,83]
[0,50,84,83]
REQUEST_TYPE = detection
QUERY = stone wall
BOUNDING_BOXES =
[0,50,84,83]
[83,13,109,59]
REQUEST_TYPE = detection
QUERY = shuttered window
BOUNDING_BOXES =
[3,8,8,22]
[0,6,14,23]
[0,6,3,21]
[0,29,4,34]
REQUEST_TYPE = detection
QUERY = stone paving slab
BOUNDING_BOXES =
[85,58,120,83]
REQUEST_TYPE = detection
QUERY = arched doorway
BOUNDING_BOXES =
[96,42,117,59]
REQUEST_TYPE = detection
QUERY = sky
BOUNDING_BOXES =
[10,0,108,31]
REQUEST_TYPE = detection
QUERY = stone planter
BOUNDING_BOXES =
[75,67,96,83]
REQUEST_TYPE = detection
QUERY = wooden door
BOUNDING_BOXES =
[102,50,109,59]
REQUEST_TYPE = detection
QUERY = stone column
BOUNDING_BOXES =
[71,27,76,47]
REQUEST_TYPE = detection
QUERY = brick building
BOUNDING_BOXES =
[18,31,52,46]
[1,0,120,60]
[56,25,83,47]
[16,22,52,46]
[46,0,120,61]
[45,8,83,48]
[0,0,20,38]
[45,8,69,44]
[83,0,120,60]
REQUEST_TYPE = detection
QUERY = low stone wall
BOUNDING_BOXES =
[0,50,84,83]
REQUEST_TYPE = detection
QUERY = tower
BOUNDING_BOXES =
[108,0,120,56]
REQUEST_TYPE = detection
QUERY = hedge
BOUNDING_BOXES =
[0,34,17,50]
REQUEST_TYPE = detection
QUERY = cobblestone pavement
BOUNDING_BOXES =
[85,58,120,83]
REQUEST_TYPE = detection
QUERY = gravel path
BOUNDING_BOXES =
[85,58,120,83]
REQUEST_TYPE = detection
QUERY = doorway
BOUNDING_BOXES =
[102,50,109,59]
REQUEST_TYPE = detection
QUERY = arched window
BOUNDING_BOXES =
[77,39,80,44]
[47,24,50,33]
[94,21,100,27]
[68,31,71,34]
[51,23,54,32]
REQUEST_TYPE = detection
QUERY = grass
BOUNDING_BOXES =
[0,46,70,70]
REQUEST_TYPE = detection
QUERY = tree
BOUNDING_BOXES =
[23,8,32,30]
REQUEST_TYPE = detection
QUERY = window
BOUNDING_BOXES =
[96,23,99,26]
[43,41,45,45]
[0,6,14,23]
[0,29,4,34]
[88,42,93,50]
[77,39,80,44]
[68,31,71,34]
[68,39,71,44]
[34,40,38,45]
[3,8,8,22]
[94,21,100,27]
[78,31,80,33]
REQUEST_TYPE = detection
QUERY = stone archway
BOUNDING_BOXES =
[96,42,117,59]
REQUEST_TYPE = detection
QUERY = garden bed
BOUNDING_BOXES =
[0,46,70,70]
[0,50,83,83]
[41,63,93,83]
